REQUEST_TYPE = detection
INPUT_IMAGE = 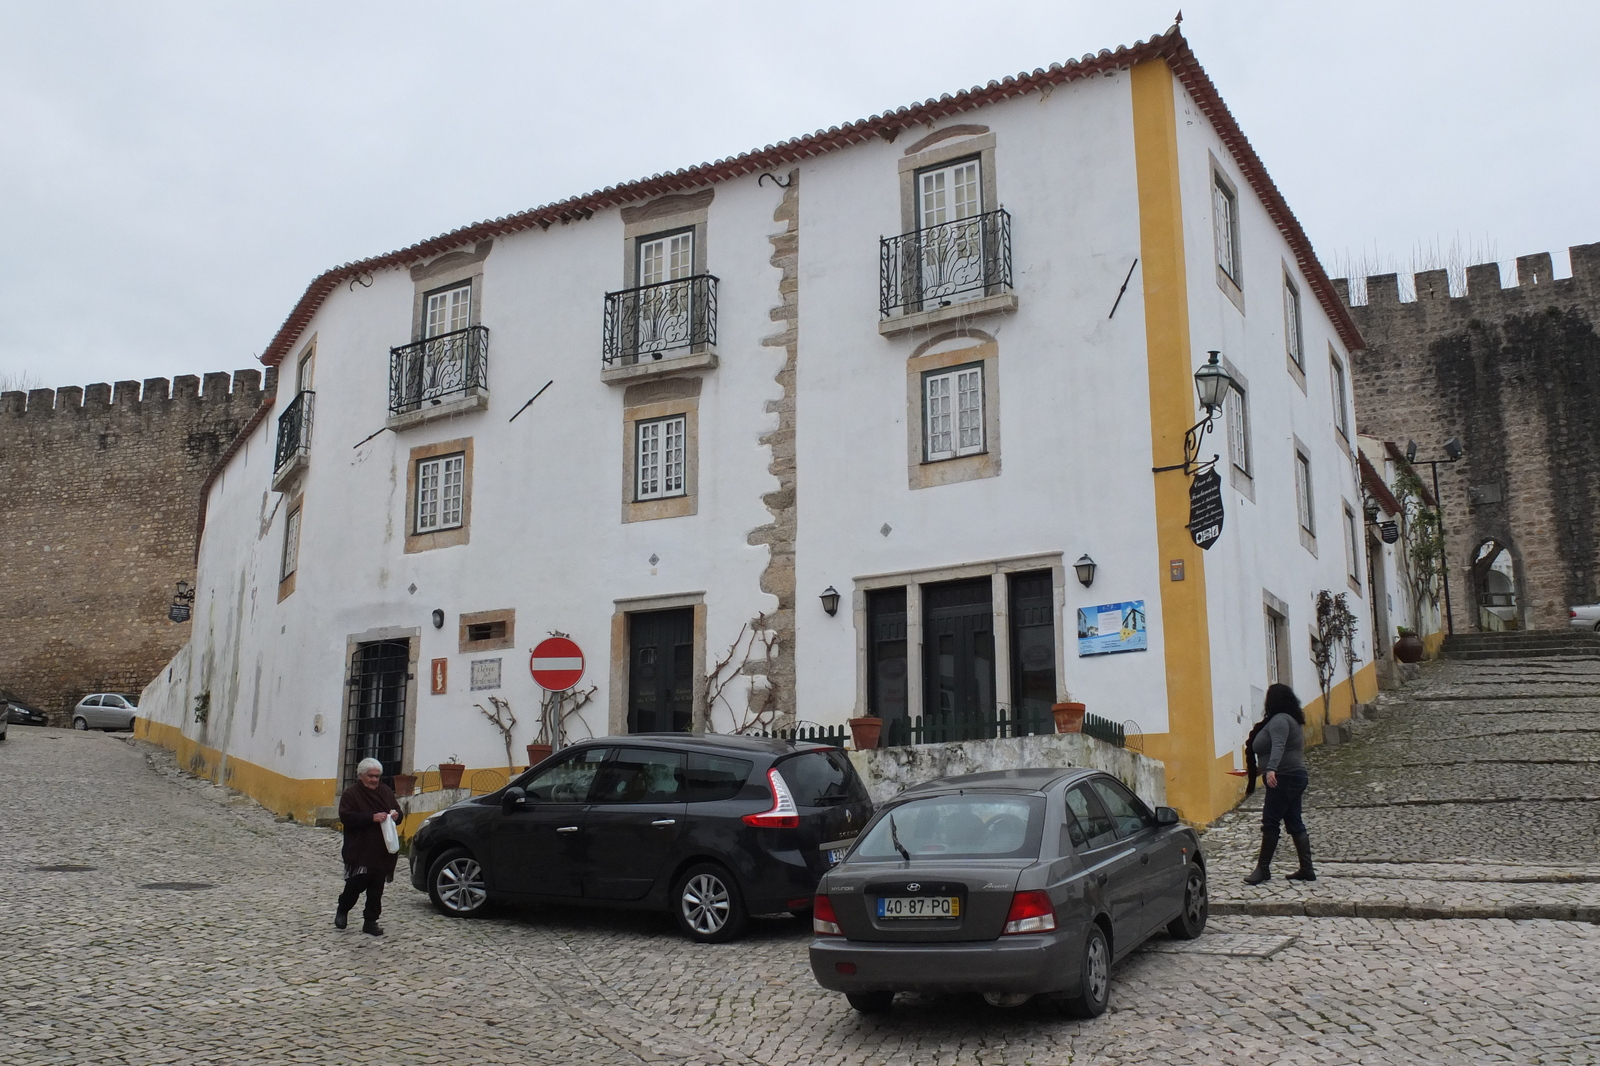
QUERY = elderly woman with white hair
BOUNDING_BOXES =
[336,757,401,935]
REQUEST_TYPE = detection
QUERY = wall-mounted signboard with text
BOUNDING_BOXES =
[1076,600,1148,657]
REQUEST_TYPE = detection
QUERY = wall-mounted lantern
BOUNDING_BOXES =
[432,609,445,629]
[1073,555,1097,588]
[819,586,841,616]
[1153,350,1238,476]
[168,580,195,624]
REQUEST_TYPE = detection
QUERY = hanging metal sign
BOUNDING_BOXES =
[1188,467,1225,550]
[1380,521,1400,544]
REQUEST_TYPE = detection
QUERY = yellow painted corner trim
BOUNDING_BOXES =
[134,717,337,824]
[1131,57,1216,824]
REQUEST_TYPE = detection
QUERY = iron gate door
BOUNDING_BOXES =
[345,640,409,787]
[627,607,694,733]
[923,578,996,739]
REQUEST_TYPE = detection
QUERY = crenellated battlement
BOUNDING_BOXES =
[1338,242,1600,314]
[0,367,273,419]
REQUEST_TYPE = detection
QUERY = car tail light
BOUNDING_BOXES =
[1573,610,1579,619]
[1002,890,1057,935]
[813,894,843,936]
[742,768,800,828]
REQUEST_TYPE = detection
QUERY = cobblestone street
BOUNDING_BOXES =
[3,652,1598,1065]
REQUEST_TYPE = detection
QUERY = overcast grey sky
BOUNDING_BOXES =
[2,0,1595,389]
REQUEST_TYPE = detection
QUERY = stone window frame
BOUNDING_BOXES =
[634,414,689,501]
[905,331,1000,490]
[277,493,303,602]
[606,590,708,734]
[1329,345,1352,441]
[1263,591,1292,686]
[850,552,1066,722]
[1282,263,1308,392]
[459,608,515,654]
[1210,153,1245,313]
[414,453,466,534]
[620,377,699,522]
[603,191,717,384]
[1220,353,1254,502]
[337,627,421,786]
[404,437,473,554]
[408,242,490,343]
[1342,501,1363,593]
[1293,436,1317,556]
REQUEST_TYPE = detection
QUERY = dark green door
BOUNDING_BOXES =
[628,607,694,733]
[923,578,995,740]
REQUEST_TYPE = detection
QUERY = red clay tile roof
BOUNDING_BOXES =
[1359,452,1403,517]
[258,26,1364,367]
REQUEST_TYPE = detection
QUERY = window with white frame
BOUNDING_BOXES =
[1226,384,1252,476]
[924,365,984,461]
[1213,175,1240,284]
[1284,276,1304,369]
[281,506,301,581]
[415,453,465,532]
[1330,354,1351,437]
[1343,504,1362,586]
[1265,608,1288,684]
[1295,450,1315,535]
[918,158,982,228]
[636,415,687,500]
[638,231,694,286]
[424,282,472,339]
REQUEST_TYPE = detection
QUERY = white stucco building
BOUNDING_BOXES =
[138,26,1378,825]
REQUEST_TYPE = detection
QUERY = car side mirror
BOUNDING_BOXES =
[503,786,527,810]
[1155,806,1180,826]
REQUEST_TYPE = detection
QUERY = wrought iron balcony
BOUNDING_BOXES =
[389,326,489,416]
[273,389,313,486]
[880,208,1013,318]
[603,274,718,368]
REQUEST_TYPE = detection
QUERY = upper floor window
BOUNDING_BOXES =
[1330,354,1351,438]
[924,364,984,461]
[918,158,982,230]
[1343,503,1362,587]
[1295,450,1315,536]
[1213,174,1240,284]
[416,453,465,533]
[638,230,694,287]
[296,350,314,393]
[636,415,687,500]
[1226,384,1252,477]
[1284,277,1305,370]
[425,282,472,339]
[281,506,301,581]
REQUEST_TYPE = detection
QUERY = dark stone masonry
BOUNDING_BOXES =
[0,369,270,721]
[1339,242,1600,631]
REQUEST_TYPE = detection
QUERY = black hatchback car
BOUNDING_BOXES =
[408,734,874,941]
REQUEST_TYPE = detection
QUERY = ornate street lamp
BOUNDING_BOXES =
[1074,555,1098,588]
[1153,351,1237,476]
[168,580,195,624]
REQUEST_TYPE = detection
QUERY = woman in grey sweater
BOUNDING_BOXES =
[1243,683,1315,884]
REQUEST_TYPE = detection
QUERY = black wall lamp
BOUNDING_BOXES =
[167,580,195,624]
[1074,555,1097,588]
[820,586,841,616]
[1153,350,1237,475]
[431,609,445,629]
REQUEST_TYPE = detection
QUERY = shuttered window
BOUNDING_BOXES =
[637,415,687,500]
[416,453,465,532]
[924,365,984,461]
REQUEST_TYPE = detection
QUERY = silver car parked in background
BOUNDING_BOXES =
[71,693,139,731]
[1570,603,1600,632]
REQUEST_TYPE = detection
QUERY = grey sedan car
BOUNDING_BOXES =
[71,693,139,731]
[1570,603,1600,632]
[809,768,1206,1016]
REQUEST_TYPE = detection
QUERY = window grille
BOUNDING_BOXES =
[637,416,686,500]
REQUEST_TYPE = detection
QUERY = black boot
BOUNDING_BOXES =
[1285,832,1316,881]
[1243,829,1279,885]
[362,920,384,936]
[334,909,349,930]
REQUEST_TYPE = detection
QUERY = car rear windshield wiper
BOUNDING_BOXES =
[889,813,911,862]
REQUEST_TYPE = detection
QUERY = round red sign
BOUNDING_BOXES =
[530,637,585,691]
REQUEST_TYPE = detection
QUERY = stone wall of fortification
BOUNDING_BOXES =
[0,369,271,721]
[1340,243,1600,631]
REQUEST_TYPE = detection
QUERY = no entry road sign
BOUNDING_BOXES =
[530,637,585,691]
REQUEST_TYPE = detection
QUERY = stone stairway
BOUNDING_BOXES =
[1444,629,1600,661]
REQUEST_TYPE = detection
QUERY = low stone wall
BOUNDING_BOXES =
[849,733,1166,809]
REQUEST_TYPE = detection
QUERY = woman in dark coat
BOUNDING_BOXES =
[337,757,400,935]
[1242,683,1316,884]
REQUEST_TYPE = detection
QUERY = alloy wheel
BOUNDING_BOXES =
[436,856,486,913]
[1185,868,1207,927]
[1085,932,1109,1005]
[681,872,730,935]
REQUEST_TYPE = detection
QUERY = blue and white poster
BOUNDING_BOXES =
[1077,600,1148,657]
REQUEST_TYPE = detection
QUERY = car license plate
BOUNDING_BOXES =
[826,849,847,866]
[877,895,959,919]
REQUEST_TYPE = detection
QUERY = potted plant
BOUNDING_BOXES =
[392,772,418,798]
[1393,627,1425,664]
[848,712,883,751]
[1052,697,1086,734]
[525,742,553,769]
[438,755,466,790]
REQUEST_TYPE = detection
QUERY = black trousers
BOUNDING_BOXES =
[1260,768,1309,837]
[337,870,386,921]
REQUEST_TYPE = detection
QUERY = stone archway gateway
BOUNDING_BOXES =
[1472,539,1521,632]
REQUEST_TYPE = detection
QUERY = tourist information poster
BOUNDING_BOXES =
[1076,600,1148,657]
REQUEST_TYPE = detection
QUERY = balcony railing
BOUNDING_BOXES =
[389,326,489,415]
[880,208,1013,318]
[274,390,314,475]
[603,274,718,367]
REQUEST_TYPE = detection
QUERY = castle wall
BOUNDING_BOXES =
[1340,244,1600,630]
[0,370,270,720]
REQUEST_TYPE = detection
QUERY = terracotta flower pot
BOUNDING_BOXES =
[525,743,553,769]
[438,762,466,790]
[848,716,883,751]
[392,773,417,798]
[1393,632,1425,664]
[1052,702,1087,734]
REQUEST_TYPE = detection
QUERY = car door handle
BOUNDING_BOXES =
[1096,874,1108,887]
[556,826,579,833]
[1141,854,1150,865]
[651,818,677,827]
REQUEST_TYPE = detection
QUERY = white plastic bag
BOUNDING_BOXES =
[380,815,400,855]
